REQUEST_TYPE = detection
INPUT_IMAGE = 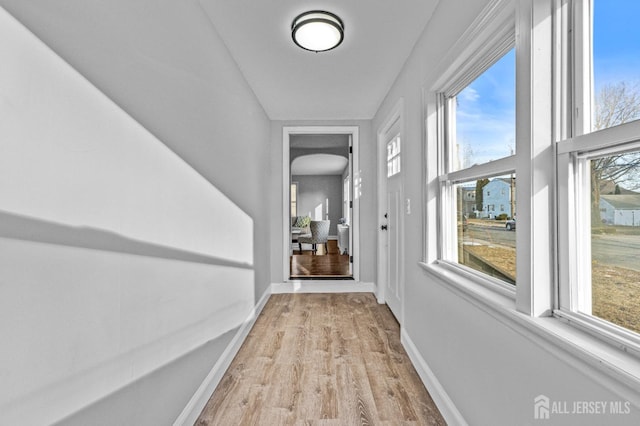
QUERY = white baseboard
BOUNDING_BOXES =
[401,329,468,426]
[271,281,375,294]
[173,287,271,426]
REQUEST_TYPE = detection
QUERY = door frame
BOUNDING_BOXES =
[282,126,360,282]
[376,99,405,320]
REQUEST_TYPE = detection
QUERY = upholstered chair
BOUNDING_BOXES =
[298,220,330,254]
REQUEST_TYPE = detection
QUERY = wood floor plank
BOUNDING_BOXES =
[290,241,351,277]
[196,293,446,426]
[335,361,378,425]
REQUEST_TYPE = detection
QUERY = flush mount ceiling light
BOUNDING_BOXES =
[291,10,344,52]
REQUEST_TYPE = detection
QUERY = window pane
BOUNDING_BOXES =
[592,0,640,132]
[291,183,297,217]
[454,174,516,285]
[453,49,515,171]
[387,136,401,177]
[589,150,640,333]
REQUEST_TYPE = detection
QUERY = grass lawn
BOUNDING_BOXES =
[592,262,640,334]
[463,245,640,334]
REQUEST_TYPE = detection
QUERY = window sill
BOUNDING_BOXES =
[419,261,640,405]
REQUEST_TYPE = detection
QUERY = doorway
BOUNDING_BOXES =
[282,126,360,281]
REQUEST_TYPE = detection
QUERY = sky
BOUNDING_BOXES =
[593,0,640,90]
[456,49,515,169]
[455,0,640,169]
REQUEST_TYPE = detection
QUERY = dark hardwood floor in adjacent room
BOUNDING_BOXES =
[196,293,446,426]
[290,240,351,278]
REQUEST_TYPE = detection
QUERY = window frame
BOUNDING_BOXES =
[424,0,556,314]
[429,2,518,294]
[557,126,640,356]
[422,0,640,397]
[556,0,640,353]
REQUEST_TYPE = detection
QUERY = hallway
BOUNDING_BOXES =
[5,1,640,423]
[196,293,445,425]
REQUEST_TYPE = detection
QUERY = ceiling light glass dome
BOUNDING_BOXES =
[291,11,344,52]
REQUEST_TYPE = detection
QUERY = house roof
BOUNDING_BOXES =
[601,194,640,209]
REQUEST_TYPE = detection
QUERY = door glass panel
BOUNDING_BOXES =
[387,136,401,177]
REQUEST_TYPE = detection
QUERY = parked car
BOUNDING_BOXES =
[505,218,516,231]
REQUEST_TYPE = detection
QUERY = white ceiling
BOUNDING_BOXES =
[199,0,439,120]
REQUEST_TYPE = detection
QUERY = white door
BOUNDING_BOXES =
[384,135,403,320]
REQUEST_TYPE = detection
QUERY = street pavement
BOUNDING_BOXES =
[464,223,640,272]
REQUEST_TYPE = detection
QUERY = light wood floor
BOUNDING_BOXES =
[196,293,446,425]
[290,240,351,278]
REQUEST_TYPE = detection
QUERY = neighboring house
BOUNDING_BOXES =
[600,194,640,226]
[458,183,477,217]
[481,178,515,219]
[599,179,638,196]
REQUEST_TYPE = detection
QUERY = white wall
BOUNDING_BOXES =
[0,1,270,423]
[372,0,640,424]
[292,175,343,236]
[0,0,272,297]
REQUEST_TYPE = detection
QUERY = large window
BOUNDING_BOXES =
[438,48,517,286]
[558,0,640,342]
[424,0,640,391]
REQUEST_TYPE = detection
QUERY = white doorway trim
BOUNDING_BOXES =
[282,126,360,282]
[377,99,405,320]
